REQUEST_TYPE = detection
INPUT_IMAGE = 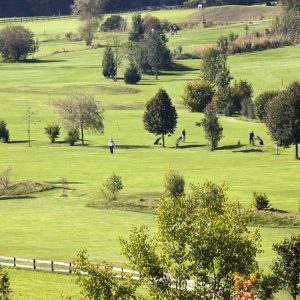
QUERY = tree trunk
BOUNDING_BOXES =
[296,143,298,160]
[162,133,165,147]
[155,69,158,80]
[81,125,84,146]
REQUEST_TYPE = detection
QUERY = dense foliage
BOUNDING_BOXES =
[0,25,38,61]
[143,89,177,147]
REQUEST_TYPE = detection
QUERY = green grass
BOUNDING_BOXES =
[0,8,300,299]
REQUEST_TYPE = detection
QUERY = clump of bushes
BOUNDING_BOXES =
[255,90,279,121]
[164,169,185,197]
[124,64,141,84]
[0,25,38,61]
[66,128,79,146]
[44,124,60,143]
[101,173,123,201]
[182,80,214,112]
[0,120,9,143]
[101,15,127,32]
[252,192,270,210]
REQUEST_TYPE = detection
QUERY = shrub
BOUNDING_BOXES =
[252,192,270,210]
[79,18,99,46]
[124,64,141,84]
[182,80,214,112]
[0,25,38,62]
[255,90,279,121]
[241,97,255,119]
[101,173,123,201]
[213,87,234,115]
[66,128,79,146]
[101,15,126,32]
[0,265,11,300]
[44,124,60,143]
[164,169,185,197]
[0,120,9,143]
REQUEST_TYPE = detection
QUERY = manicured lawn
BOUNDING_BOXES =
[1,8,300,299]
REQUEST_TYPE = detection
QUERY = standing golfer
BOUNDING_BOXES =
[108,138,115,154]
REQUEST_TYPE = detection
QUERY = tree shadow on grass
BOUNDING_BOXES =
[233,149,263,153]
[44,181,83,185]
[99,144,151,149]
[8,140,29,144]
[23,59,67,63]
[0,195,36,200]
[177,143,206,149]
[217,144,244,151]
[168,62,198,72]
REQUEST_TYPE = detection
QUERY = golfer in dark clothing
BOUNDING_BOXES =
[249,131,255,146]
[182,129,186,142]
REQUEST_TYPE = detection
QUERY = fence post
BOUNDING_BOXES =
[13,257,16,267]
[121,267,123,279]
[51,261,54,272]
[69,262,72,274]
[33,259,36,270]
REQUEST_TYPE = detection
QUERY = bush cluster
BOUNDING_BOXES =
[0,120,9,143]
[124,65,141,84]
[101,15,127,32]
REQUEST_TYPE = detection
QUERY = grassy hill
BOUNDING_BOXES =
[0,6,300,299]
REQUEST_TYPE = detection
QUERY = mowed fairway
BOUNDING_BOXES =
[0,9,300,299]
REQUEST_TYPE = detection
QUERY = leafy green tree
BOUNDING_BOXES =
[101,173,123,201]
[44,124,60,143]
[164,169,185,197]
[255,90,279,121]
[54,93,104,146]
[0,265,11,300]
[79,18,99,46]
[182,80,214,112]
[102,44,116,79]
[74,249,137,300]
[121,180,261,300]
[200,48,231,88]
[124,64,141,84]
[266,81,300,159]
[0,121,9,143]
[252,192,270,211]
[272,234,300,300]
[129,13,144,42]
[198,103,223,151]
[143,89,178,147]
[0,25,38,61]
[100,15,126,32]
[72,0,104,20]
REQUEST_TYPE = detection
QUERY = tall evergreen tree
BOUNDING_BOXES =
[102,44,116,79]
[129,13,144,42]
[143,89,177,147]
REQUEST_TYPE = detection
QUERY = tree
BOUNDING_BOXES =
[143,89,178,147]
[143,31,169,80]
[112,36,123,81]
[25,107,38,147]
[44,124,60,143]
[124,64,141,84]
[53,93,104,146]
[74,249,137,300]
[66,128,79,146]
[129,13,144,42]
[182,80,214,112]
[101,173,123,201]
[79,18,99,46]
[200,48,231,88]
[164,169,185,197]
[0,121,9,143]
[0,265,11,300]
[102,44,116,78]
[198,103,223,151]
[72,0,104,20]
[100,15,126,32]
[266,81,300,159]
[255,90,279,121]
[0,25,38,61]
[272,234,300,300]
[121,180,261,300]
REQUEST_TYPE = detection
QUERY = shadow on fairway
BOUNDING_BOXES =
[44,181,83,185]
[9,140,33,144]
[0,195,36,200]
[169,63,198,72]
[233,149,263,153]
[178,144,206,149]
[217,144,244,151]
[23,59,67,63]
[99,144,151,149]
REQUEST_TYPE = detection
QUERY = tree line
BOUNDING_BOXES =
[0,0,269,18]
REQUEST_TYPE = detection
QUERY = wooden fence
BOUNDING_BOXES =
[0,255,140,280]
[0,15,75,25]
